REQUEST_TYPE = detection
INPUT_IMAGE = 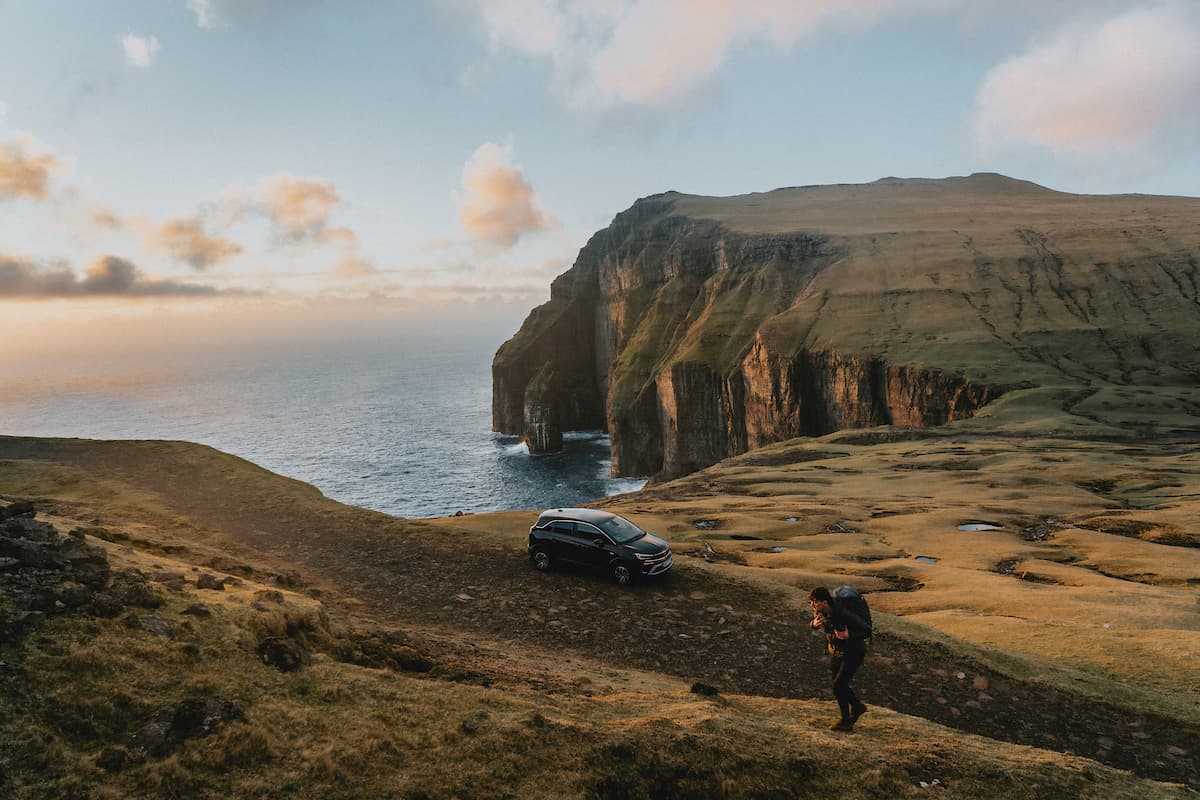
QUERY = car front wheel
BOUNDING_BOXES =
[612,562,633,585]
[531,549,552,572]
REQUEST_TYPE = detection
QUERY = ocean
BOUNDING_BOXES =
[0,330,646,519]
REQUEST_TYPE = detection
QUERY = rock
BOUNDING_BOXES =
[132,695,244,756]
[521,363,564,453]
[196,573,226,591]
[272,571,302,588]
[138,616,174,638]
[461,719,479,735]
[252,589,284,604]
[1097,736,1115,750]
[103,569,162,610]
[0,536,56,568]
[258,636,311,672]
[180,603,211,618]
[690,682,720,696]
[972,675,990,691]
[0,501,36,519]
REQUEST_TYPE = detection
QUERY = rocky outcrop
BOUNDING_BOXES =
[0,500,113,638]
[493,175,1200,478]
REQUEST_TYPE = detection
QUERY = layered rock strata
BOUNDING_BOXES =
[494,174,1200,478]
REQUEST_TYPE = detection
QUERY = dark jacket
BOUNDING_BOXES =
[817,599,870,654]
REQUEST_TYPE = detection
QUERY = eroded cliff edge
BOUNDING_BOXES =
[494,174,1200,479]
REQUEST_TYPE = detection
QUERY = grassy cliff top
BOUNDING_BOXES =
[664,173,1200,236]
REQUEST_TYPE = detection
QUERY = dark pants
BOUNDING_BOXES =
[829,648,865,720]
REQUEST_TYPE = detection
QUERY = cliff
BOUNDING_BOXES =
[494,173,1200,478]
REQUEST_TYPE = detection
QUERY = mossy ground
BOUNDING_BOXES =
[3,429,1198,797]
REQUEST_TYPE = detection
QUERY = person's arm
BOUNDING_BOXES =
[836,608,869,641]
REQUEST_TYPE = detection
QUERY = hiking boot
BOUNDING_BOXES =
[850,702,868,722]
[829,718,854,732]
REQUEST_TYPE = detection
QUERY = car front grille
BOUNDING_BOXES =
[640,550,672,575]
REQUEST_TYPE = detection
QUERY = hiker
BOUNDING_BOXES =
[809,586,869,731]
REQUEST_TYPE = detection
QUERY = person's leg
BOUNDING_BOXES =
[833,650,864,721]
[830,653,852,720]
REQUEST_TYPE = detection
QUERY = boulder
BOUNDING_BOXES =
[132,695,244,757]
[257,636,311,672]
[196,573,227,591]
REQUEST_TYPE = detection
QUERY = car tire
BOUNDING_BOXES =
[531,549,552,572]
[612,562,633,585]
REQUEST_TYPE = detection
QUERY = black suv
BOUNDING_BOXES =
[528,508,672,585]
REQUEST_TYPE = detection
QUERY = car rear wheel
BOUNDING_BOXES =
[531,549,552,572]
[612,563,633,585]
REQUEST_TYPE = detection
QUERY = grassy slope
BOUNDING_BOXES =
[601,416,1200,725]
[1,438,1194,799]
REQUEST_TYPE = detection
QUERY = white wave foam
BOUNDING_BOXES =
[605,478,648,497]
[563,429,609,443]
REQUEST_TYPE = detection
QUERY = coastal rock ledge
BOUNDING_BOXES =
[493,174,1200,479]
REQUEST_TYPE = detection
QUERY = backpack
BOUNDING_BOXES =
[833,585,872,640]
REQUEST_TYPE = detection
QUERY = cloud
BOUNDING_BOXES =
[132,214,245,270]
[218,172,374,275]
[186,0,320,29]
[257,173,341,242]
[973,3,1200,155]
[188,0,219,28]
[468,0,951,108]
[0,134,68,201]
[220,172,344,243]
[457,142,557,251]
[0,99,8,124]
[0,254,222,297]
[120,33,161,68]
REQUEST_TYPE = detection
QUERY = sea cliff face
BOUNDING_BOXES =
[494,174,1200,478]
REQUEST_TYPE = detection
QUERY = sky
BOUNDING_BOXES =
[2,0,1199,358]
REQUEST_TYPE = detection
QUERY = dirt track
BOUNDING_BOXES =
[2,436,1197,790]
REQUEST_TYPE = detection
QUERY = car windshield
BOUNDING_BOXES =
[597,515,645,544]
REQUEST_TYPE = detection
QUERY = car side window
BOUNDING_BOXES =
[548,520,574,534]
[577,523,608,543]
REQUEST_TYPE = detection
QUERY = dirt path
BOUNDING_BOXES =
[3,437,1197,790]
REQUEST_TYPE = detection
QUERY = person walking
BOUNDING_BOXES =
[809,586,870,731]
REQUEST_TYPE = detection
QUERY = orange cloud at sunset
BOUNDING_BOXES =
[0,134,67,201]
[131,214,245,270]
[457,142,557,252]
[257,172,341,242]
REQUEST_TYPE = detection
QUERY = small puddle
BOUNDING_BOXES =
[915,555,939,564]
[784,517,799,523]
[729,534,762,541]
[693,520,720,530]
[958,522,1004,532]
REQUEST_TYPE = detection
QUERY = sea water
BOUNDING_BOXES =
[0,332,646,518]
